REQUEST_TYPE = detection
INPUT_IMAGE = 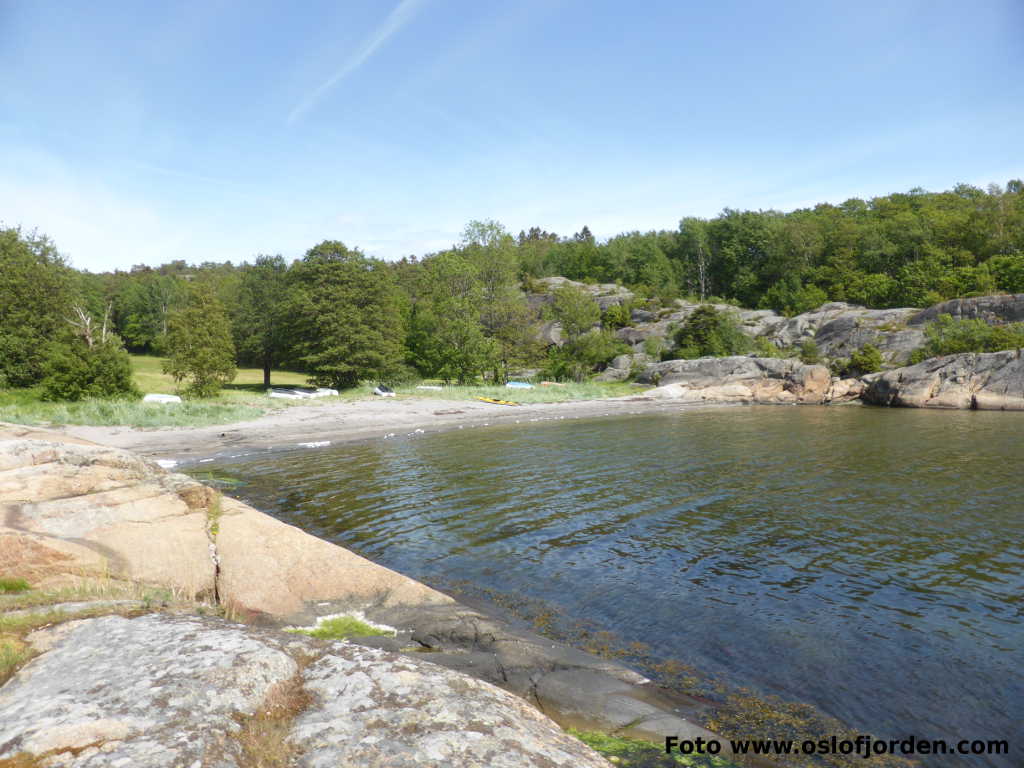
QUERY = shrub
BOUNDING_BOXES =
[761,277,827,316]
[673,305,751,359]
[798,338,822,365]
[840,344,883,376]
[909,314,1024,363]
[642,335,666,359]
[40,337,140,402]
[601,303,631,329]
[751,337,784,358]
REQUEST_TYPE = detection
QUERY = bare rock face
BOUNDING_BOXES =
[909,293,1024,326]
[637,356,834,404]
[0,429,217,597]
[595,353,653,382]
[295,643,610,768]
[0,614,300,767]
[0,613,610,768]
[532,276,635,311]
[863,350,1024,410]
[216,498,452,623]
[0,426,452,622]
[765,303,924,364]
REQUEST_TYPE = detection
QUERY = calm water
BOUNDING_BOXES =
[201,407,1023,763]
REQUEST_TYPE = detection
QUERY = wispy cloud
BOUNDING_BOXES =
[287,0,426,125]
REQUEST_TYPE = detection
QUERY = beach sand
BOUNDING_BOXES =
[57,395,726,466]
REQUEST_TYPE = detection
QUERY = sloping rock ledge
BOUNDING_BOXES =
[862,350,1024,410]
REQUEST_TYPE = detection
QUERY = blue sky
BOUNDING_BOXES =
[1,0,1022,272]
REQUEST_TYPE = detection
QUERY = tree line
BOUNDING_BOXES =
[2,180,1023,399]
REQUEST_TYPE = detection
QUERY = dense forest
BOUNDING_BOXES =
[2,181,1023,397]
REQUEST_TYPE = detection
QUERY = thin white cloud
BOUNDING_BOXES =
[287,0,425,125]
[132,161,240,188]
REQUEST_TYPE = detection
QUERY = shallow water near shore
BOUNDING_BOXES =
[199,406,1023,765]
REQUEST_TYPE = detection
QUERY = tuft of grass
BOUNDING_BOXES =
[207,493,223,537]
[569,730,738,767]
[232,670,312,768]
[0,578,31,594]
[0,637,32,685]
[285,615,394,640]
[0,580,172,611]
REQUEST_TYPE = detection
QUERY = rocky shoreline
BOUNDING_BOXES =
[0,424,742,767]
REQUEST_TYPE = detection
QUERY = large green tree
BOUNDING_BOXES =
[0,227,74,387]
[288,241,406,389]
[407,250,494,384]
[163,283,237,398]
[234,254,290,388]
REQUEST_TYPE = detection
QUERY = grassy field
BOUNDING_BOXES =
[0,356,640,428]
[129,355,308,395]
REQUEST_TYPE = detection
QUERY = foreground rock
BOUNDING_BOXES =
[0,424,450,623]
[863,350,1024,409]
[637,356,862,404]
[0,613,609,767]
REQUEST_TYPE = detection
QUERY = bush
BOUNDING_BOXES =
[839,344,883,376]
[761,277,827,316]
[540,329,627,382]
[673,305,751,359]
[601,303,631,330]
[909,314,1024,363]
[40,338,140,402]
[642,335,666,359]
[751,337,784,358]
[798,338,822,364]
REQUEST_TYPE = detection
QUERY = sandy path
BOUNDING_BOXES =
[59,395,725,465]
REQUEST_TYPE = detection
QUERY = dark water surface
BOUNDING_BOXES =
[200,406,1023,762]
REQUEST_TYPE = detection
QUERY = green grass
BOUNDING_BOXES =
[285,615,395,640]
[0,390,263,428]
[0,638,31,685]
[129,354,308,395]
[0,579,31,594]
[569,730,738,767]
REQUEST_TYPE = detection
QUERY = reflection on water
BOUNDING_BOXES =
[202,406,1024,765]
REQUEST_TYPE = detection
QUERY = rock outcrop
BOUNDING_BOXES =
[529,276,635,312]
[908,293,1024,326]
[636,356,860,404]
[0,613,610,767]
[764,303,924,364]
[862,350,1024,410]
[0,424,451,624]
[595,352,653,382]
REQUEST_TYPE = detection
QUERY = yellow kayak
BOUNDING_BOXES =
[475,397,520,406]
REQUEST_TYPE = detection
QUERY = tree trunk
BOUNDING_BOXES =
[263,356,271,389]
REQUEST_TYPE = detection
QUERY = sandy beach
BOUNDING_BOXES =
[57,395,726,465]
